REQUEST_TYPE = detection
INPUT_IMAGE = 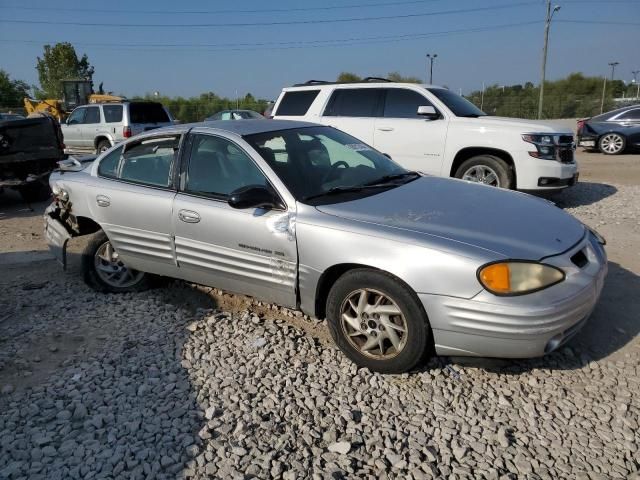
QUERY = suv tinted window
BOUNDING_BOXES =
[324,89,382,117]
[98,145,123,178]
[103,105,123,123]
[120,136,179,187]
[84,106,100,124]
[383,89,432,118]
[129,103,170,124]
[185,135,267,197]
[275,90,320,116]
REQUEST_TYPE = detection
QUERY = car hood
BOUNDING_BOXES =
[454,116,573,134]
[315,177,585,260]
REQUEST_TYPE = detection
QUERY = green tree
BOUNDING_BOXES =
[337,72,362,82]
[35,42,95,99]
[0,70,30,107]
[386,72,421,83]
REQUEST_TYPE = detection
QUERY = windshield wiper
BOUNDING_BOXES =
[303,185,387,202]
[362,171,420,186]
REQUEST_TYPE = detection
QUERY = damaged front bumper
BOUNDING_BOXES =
[44,204,71,269]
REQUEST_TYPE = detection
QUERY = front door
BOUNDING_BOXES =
[373,88,448,175]
[172,133,298,308]
[90,135,181,277]
[79,105,101,149]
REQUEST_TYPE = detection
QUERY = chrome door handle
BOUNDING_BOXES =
[377,127,394,132]
[178,210,200,223]
[96,195,110,207]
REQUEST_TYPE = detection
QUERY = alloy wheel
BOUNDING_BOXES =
[599,134,624,154]
[94,241,144,288]
[340,288,408,359]
[462,165,500,186]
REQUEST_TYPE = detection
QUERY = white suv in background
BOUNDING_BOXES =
[61,101,174,154]
[272,79,578,190]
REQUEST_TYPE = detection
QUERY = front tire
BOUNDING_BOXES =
[454,155,513,189]
[598,133,625,155]
[81,231,152,293]
[326,269,431,374]
[96,139,111,154]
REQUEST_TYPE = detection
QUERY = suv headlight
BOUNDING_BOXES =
[478,261,565,296]
[522,133,557,160]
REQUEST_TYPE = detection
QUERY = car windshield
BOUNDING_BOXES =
[428,88,487,117]
[244,126,416,204]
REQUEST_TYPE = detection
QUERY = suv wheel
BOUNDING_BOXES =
[598,133,625,155]
[96,139,111,154]
[455,155,513,189]
[326,268,431,374]
[82,231,152,293]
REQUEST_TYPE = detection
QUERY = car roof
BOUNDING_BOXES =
[155,119,319,137]
[283,82,441,91]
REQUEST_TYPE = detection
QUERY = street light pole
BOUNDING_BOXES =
[608,61,619,81]
[537,1,560,119]
[633,70,640,99]
[426,53,437,84]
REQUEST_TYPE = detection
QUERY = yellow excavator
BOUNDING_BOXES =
[23,79,124,122]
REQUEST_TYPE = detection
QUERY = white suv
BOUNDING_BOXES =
[61,101,174,154]
[272,80,578,190]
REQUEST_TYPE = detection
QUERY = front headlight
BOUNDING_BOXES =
[522,133,557,160]
[478,261,565,296]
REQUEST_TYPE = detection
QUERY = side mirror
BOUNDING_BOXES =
[417,105,438,119]
[228,185,282,210]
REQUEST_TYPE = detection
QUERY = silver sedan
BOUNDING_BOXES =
[45,120,607,373]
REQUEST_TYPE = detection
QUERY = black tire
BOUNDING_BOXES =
[18,181,51,203]
[454,155,513,189]
[326,268,431,374]
[598,133,626,155]
[81,230,152,293]
[96,139,111,154]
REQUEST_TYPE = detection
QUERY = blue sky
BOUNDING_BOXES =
[1,0,639,100]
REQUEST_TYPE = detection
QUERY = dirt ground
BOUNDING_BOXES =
[1,149,639,370]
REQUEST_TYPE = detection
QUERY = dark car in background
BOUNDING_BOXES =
[205,110,264,121]
[577,105,640,155]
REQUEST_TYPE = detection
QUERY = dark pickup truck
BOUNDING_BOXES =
[0,114,65,202]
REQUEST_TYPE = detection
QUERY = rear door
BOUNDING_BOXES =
[127,102,173,136]
[90,134,181,277]
[614,108,640,147]
[172,133,297,307]
[373,87,448,175]
[320,88,382,146]
[62,107,86,148]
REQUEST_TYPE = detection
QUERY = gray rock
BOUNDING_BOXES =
[328,441,351,454]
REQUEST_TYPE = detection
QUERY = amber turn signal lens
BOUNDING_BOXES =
[479,263,511,293]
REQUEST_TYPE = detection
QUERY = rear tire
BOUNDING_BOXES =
[454,155,513,189]
[81,231,152,293]
[326,268,431,374]
[598,133,625,155]
[96,139,111,154]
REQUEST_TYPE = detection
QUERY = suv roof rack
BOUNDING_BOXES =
[292,77,395,87]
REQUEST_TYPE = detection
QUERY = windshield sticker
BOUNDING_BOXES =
[345,143,371,152]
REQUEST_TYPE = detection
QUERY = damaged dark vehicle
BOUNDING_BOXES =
[0,114,65,201]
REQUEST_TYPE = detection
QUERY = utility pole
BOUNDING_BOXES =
[600,76,607,114]
[480,82,485,110]
[633,70,640,99]
[608,62,619,81]
[426,53,437,84]
[537,1,561,119]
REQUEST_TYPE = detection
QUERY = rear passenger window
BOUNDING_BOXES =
[324,89,382,117]
[275,90,320,116]
[383,89,432,118]
[119,136,179,187]
[103,105,123,123]
[84,106,100,124]
[129,103,170,124]
[617,109,640,121]
[97,145,123,178]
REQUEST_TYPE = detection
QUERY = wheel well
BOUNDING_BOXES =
[94,136,111,148]
[75,216,102,236]
[450,147,516,183]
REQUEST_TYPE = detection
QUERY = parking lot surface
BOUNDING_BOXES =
[1,151,639,479]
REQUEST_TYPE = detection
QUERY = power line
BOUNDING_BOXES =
[0,0,443,15]
[0,22,541,52]
[0,2,538,28]
[556,19,640,26]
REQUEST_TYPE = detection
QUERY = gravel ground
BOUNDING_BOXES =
[1,154,639,479]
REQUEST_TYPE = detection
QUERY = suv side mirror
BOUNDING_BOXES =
[417,105,438,119]
[228,185,282,210]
